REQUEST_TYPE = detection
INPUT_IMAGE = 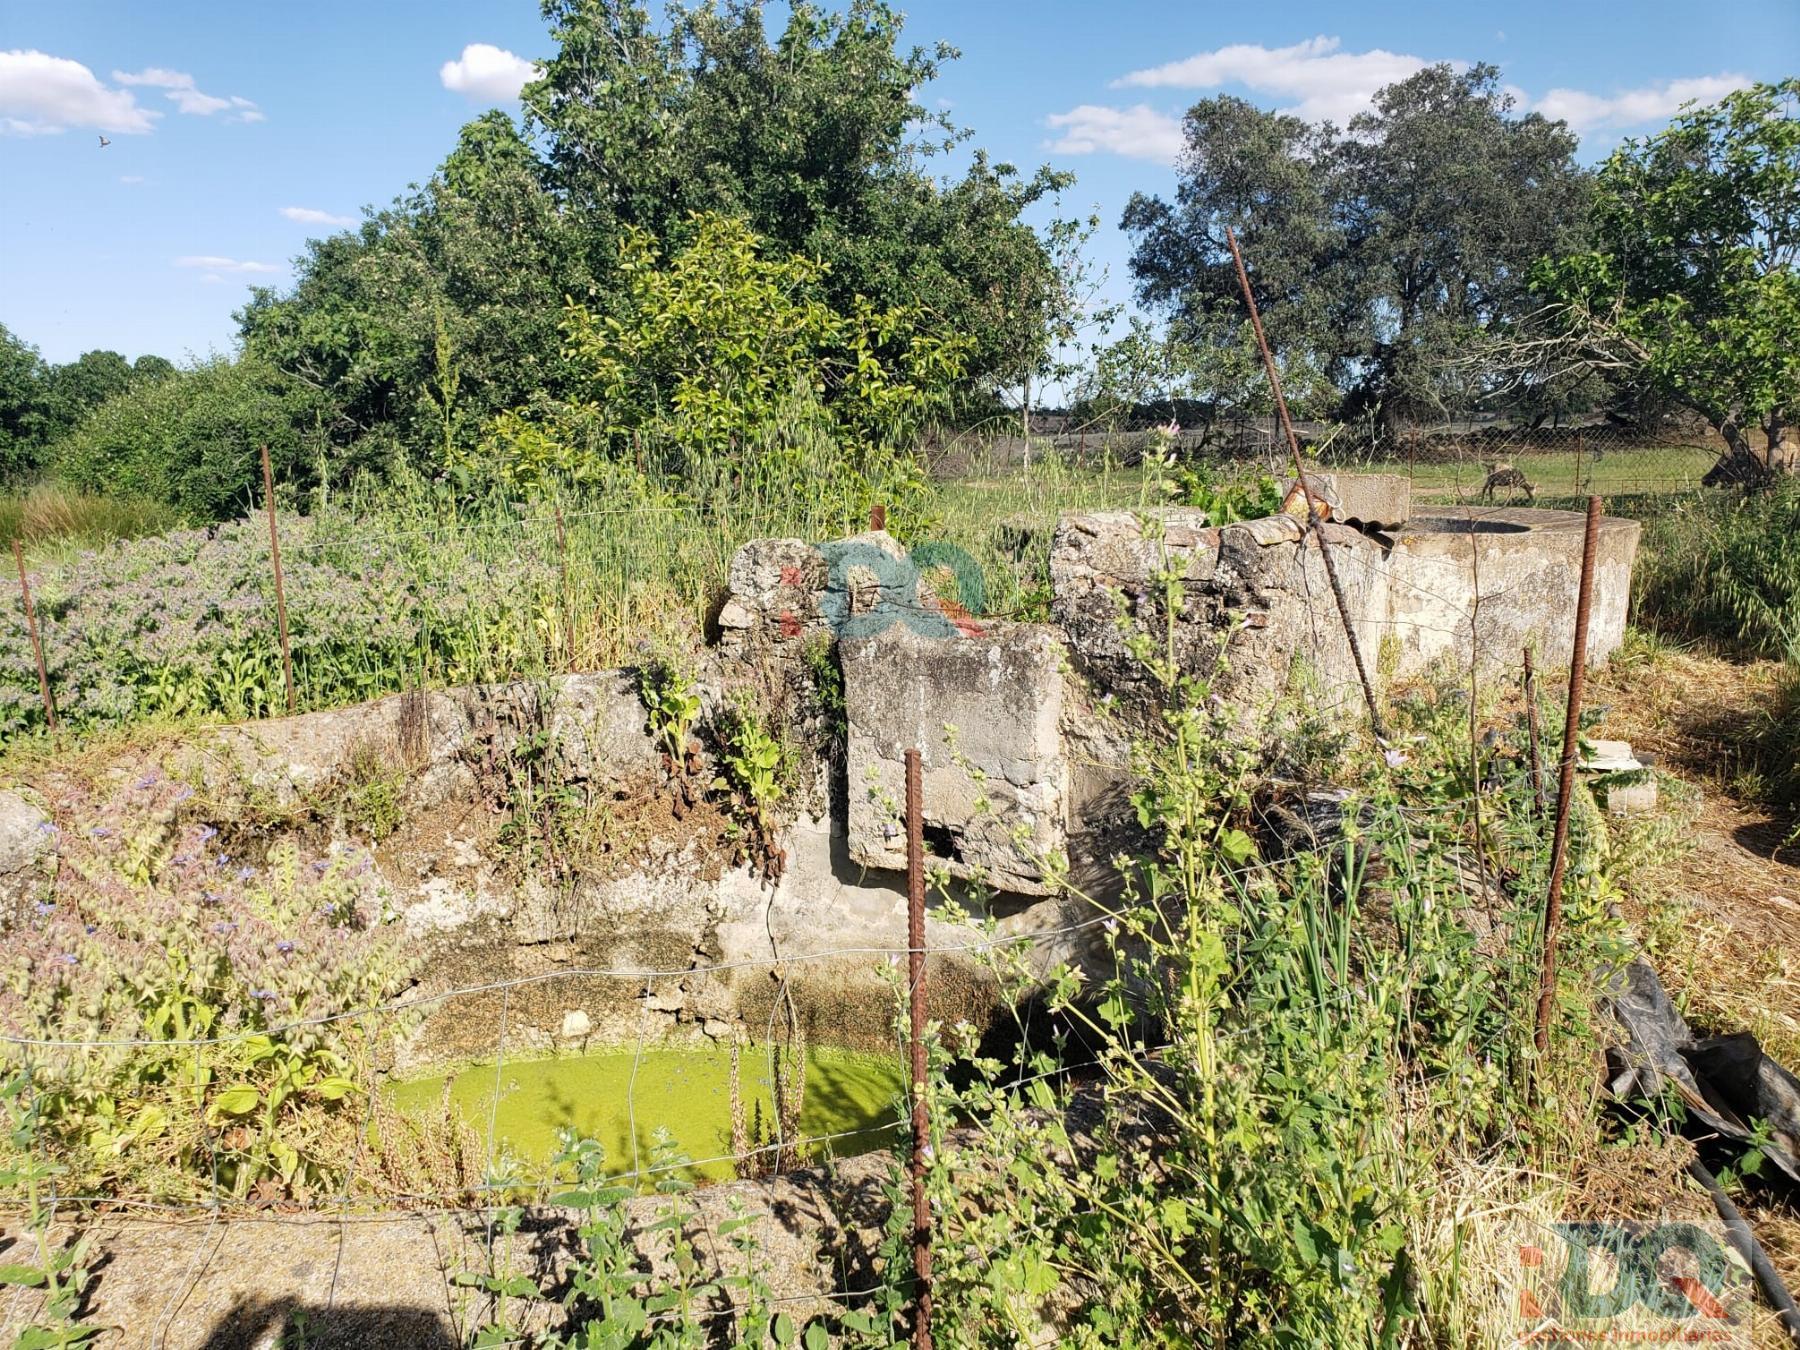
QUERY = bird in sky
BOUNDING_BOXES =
[97,135,111,148]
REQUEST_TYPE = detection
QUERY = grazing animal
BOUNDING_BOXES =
[1479,461,1535,503]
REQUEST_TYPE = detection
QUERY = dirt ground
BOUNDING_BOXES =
[1588,639,1800,1318]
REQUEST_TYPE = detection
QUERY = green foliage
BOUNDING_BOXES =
[478,213,968,498]
[907,584,1623,1344]
[526,0,1072,398]
[51,355,321,519]
[1535,79,1800,483]
[0,1073,103,1348]
[1124,64,1590,419]
[1166,460,1283,524]
[242,111,594,483]
[1635,480,1800,663]
[0,328,175,484]
[637,655,702,769]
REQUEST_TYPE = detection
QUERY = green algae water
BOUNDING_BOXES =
[385,1045,904,1181]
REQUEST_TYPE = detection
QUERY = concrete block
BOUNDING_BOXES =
[842,622,1069,895]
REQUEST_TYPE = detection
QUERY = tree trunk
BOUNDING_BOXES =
[1702,413,1793,488]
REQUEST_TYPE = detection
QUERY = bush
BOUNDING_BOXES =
[50,356,321,520]
[0,770,414,1199]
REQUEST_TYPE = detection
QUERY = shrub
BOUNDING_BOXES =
[50,355,321,520]
[0,770,415,1199]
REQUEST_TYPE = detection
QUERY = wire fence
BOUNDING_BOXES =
[0,823,1391,1346]
[938,408,1726,506]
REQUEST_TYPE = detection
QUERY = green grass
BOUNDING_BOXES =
[384,1043,905,1181]
[1349,444,1719,502]
[0,482,183,557]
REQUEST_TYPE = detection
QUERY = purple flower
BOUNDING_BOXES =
[34,901,54,916]
[90,827,112,839]
[34,820,56,836]
[196,825,218,843]
[172,785,194,803]
[251,989,277,1001]
[277,940,296,955]
[211,921,237,934]
[135,772,159,789]
[57,953,78,966]
[236,866,256,881]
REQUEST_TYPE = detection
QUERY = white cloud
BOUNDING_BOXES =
[1114,35,1435,125]
[119,174,145,184]
[175,255,281,275]
[0,50,157,135]
[1045,103,1184,163]
[114,67,262,122]
[280,205,357,227]
[440,43,537,102]
[1534,74,1751,134]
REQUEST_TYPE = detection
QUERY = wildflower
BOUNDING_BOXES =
[196,825,218,843]
[34,901,54,916]
[236,866,256,881]
[251,989,278,1001]
[277,941,296,955]
[211,921,237,934]
[172,785,194,802]
[90,826,112,838]
[34,820,56,835]
[135,772,160,789]
[1383,747,1409,768]
[57,953,78,966]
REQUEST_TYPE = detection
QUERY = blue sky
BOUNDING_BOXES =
[2,0,1794,368]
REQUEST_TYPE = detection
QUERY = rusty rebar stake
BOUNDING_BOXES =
[12,540,55,732]
[1225,227,1386,738]
[1534,496,1603,1058]
[261,445,297,715]
[904,747,933,1350]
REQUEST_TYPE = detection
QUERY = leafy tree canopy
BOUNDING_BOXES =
[1123,64,1590,425]
[478,212,966,514]
[1534,79,1800,486]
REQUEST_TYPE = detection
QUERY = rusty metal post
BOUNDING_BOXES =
[870,503,887,533]
[1523,647,1546,822]
[12,540,55,732]
[1533,497,1603,1058]
[553,503,572,670]
[904,747,933,1350]
[1225,227,1387,739]
[260,445,297,715]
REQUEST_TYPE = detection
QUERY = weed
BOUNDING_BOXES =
[0,1070,103,1348]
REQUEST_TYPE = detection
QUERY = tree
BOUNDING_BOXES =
[1122,65,1590,429]
[43,349,136,440]
[239,111,593,478]
[0,325,52,478]
[54,356,321,518]
[523,0,1074,395]
[479,213,969,491]
[1535,79,1800,486]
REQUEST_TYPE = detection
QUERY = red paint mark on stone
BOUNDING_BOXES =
[779,565,805,588]
[778,610,802,638]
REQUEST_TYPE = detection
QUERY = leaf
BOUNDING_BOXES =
[311,1076,356,1102]
[208,1085,261,1119]
[0,1264,48,1288]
